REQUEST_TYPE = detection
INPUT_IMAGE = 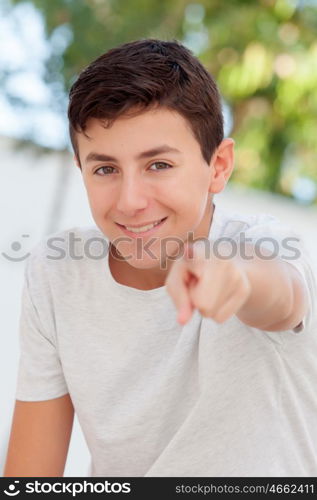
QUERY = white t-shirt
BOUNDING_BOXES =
[15,204,317,477]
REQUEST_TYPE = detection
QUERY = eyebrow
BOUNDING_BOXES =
[84,145,182,164]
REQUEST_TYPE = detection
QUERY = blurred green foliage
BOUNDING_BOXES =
[10,0,317,203]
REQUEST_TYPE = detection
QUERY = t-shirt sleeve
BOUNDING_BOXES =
[237,214,316,334]
[15,249,69,401]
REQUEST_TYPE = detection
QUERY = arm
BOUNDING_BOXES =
[236,255,308,331]
[3,393,74,477]
[166,241,309,331]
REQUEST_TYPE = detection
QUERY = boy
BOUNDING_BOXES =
[4,39,317,477]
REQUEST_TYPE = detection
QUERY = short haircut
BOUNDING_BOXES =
[68,38,224,165]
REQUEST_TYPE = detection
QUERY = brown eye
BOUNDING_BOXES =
[95,166,116,175]
[149,162,172,171]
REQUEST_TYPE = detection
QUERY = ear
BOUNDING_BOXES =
[208,138,234,194]
[74,154,82,170]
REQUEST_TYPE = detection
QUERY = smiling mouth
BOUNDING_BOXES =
[116,217,167,234]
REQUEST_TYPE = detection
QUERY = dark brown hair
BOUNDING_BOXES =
[68,38,224,165]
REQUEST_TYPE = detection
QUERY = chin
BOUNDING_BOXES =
[123,256,162,270]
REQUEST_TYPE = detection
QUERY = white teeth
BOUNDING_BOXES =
[125,219,163,233]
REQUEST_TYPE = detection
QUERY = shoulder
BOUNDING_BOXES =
[212,205,307,261]
[212,205,283,240]
[25,225,109,287]
[28,225,107,259]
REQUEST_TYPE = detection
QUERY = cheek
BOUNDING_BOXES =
[167,168,209,199]
[85,184,112,213]
[170,184,208,218]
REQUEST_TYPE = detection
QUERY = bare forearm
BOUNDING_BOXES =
[236,254,308,331]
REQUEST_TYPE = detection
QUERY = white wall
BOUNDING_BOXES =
[1,137,316,476]
[0,137,93,476]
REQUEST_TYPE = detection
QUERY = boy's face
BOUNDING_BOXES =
[76,107,233,270]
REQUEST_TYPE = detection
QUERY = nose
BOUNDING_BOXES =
[115,174,149,216]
